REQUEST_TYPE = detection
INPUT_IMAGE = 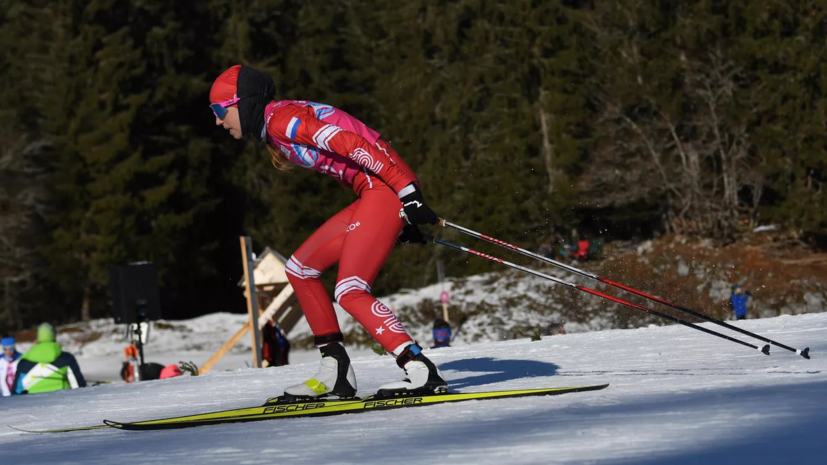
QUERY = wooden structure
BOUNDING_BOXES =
[199,240,303,374]
[241,237,263,368]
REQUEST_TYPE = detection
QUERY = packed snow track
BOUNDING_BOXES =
[2,313,825,464]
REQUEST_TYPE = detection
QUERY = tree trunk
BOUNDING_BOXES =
[3,278,10,329]
[538,92,557,194]
[81,286,91,322]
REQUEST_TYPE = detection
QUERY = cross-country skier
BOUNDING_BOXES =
[210,65,447,399]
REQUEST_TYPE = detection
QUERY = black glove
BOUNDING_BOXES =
[397,224,427,245]
[399,183,439,226]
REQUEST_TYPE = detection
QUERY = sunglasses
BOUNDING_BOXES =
[2,346,14,351]
[210,95,242,120]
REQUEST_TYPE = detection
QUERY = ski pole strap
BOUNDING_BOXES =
[395,343,423,368]
[314,332,344,347]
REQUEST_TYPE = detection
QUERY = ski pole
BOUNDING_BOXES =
[429,235,770,355]
[440,219,809,360]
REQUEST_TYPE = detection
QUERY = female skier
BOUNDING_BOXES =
[210,65,447,399]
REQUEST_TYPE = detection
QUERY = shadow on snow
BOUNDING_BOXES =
[439,357,559,389]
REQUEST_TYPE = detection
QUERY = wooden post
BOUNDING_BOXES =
[198,321,251,375]
[437,260,449,321]
[240,236,262,368]
[199,287,297,375]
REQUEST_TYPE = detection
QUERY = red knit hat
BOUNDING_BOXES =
[210,65,242,104]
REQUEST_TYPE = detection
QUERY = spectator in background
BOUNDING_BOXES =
[12,323,87,395]
[120,345,184,382]
[120,344,161,382]
[159,364,183,379]
[1,336,22,397]
[432,319,452,348]
[548,322,567,336]
[120,361,166,382]
[556,229,582,262]
[557,242,579,262]
[730,284,751,320]
[538,239,553,259]
[261,321,290,367]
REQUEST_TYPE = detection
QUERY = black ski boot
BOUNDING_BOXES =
[283,336,357,401]
[377,342,448,397]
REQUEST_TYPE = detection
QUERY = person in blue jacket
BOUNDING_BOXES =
[431,319,452,348]
[730,284,751,320]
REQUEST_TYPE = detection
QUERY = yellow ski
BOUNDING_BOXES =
[6,424,111,434]
[104,384,609,431]
[8,397,354,434]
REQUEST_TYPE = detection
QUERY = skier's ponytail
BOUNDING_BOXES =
[266,144,291,171]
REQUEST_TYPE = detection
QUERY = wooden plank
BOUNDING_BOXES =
[258,283,296,327]
[280,304,305,334]
[272,294,298,324]
[200,280,297,374]
[198,321,250,375]
[256,283,286,294]
[240,237,263,368]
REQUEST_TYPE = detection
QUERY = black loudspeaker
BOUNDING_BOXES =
[108,262,162,324]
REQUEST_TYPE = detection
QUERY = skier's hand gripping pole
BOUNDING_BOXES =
[425,233,770,356]
[399,183,438,226]
[435,219,808,359]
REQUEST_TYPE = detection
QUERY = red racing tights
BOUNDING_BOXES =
[285,182,413,352]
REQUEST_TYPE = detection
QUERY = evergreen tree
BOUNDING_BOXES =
[1,0,824,331]
[43,3,152,320]
[735,1,827,239]
[343,0,592,285]
[126,0,233,318]
[11,0,230,321]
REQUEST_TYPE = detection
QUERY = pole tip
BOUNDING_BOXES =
[800,347,810,359]
[761,345,771,355]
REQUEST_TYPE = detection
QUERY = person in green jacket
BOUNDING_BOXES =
[13,323,87,395]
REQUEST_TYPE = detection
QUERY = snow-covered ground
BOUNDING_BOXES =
[17,312,378,382]
[2,312,825,464]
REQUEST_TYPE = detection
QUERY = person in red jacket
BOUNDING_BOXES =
[210,65,447,399]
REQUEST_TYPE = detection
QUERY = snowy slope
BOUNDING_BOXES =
[14,264,627,383]
[287,268,635,349]
[7,313,376,382]
[2,312,825,465]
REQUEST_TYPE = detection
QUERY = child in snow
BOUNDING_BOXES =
[1,336,21,397]
[730,285,751,320]
[210,65,447,399]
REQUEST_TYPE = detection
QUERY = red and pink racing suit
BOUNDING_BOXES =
[265,100,417,351]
